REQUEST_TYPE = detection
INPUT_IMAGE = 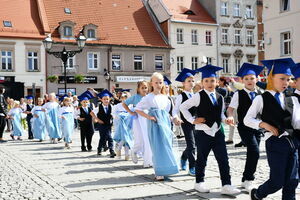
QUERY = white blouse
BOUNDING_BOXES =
[135,93,171,112]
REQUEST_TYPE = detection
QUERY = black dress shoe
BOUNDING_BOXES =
[110,150,116,158]
[88,149,92,152]
[250,188,260,200]
[234,141,245,148]
[225,140,233,145]
[82,149,87,152]
[103,145,109,152]
[97,150,102,155]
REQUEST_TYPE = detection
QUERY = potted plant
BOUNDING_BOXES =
[47,75,58,83]
[74,74,85,83]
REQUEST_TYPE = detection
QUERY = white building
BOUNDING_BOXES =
[147,0,218,86]
[263,0,300,62]
[199,0,259,76]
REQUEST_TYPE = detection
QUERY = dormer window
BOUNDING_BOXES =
[183,10,195,15]
[64,8,71,14]
[3,21,12,27]
[59,20,76,39]
[83,23,98,40]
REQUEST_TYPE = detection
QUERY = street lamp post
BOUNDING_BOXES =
[42,33,86,94]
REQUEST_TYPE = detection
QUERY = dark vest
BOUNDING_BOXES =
[26,104,34,119]
[237,89,260,126]
[79,106,94,133]
[97,104,112,126]
[261,92,293,136]
[196,90,223,128]
[180,92,195,124]
[168,96,173,116]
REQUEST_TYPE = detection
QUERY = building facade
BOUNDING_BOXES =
[147,0,218,86]
[198,0,259,76]
[263,0,300,62]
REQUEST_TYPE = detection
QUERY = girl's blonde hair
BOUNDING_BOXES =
[150,72,166,95]
[14,100,20,106]
[37,97,44,104]
[63,97,71,106]
[136,80,149,94]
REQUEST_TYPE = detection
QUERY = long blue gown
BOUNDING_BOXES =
[31,108,47,140]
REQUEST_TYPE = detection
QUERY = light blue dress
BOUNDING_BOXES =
[136,93,179,176]
[124,94,143,107]
[113,110,134,149]
[31,106,47,140]
[59,106,75,143]
[43,102,62,139]
[9,108,24,137]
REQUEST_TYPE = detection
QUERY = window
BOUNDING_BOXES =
[87,29,96,39]
[184,10,195,15]
[63,26,72,37]
[1,51,12,70]
[191,29,198,44]
[3,21,12,27]
[206,31,212,45]
[222,58,229,73]
[221,2,228,16]
[155,55,164,70]
[246,5,253,18]
[207,57,212,65]
[233,3,240,17]
[177,56,184,72]
[191,57,198,70]
[222,29,229,43]
[134,55,143,70]
[66,56,75,69]
[64,8,71,14]
[87,52,99,70]
[27,52,38,71]
[112,54,121,71]
[177,28,184,44]
[280,0,290,12]
[281,32,291,56]
[246,30,254,45]
[235,59,241,73]
[234,30,241,44]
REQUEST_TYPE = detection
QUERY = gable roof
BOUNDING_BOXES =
[161,0,216,24]
[42,0,169,48]
[0,0,45,39]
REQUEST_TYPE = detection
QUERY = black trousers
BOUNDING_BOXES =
[181,122,196,169]
[238,124,262,182]
[0,116,6,138]
[97,125,113,151]
[194,130,231,185]
[26,117,33,139]
[80,128,93,150]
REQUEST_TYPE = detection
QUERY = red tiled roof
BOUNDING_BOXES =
[161,0,216,24]
[0,0,45,39]
[42,0,169,48]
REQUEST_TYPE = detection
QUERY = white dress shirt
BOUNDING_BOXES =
[172,91,194,119]
[244,90,291,140]
[179,89,226,137]
[291,89,300,129]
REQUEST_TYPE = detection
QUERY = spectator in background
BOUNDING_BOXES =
[0,87,7,142]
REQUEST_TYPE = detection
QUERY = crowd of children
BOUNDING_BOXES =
[0,58,300,199]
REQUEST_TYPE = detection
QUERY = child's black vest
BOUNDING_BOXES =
[261,92,293,136]
[180,92,195,124]
[97,104,112,126]
[196,90,223,128]
[79,107,94,132]
[237,89,261,126]
[26,104,34,119]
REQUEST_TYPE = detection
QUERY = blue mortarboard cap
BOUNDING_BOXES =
[163,76,172,85]
[97,89,113,98]
[291,63,300,79]
[175,68,196,82]
[261,58,295,76]
[121,89,131,92]
[25,95,34,100]
[78,91,94,101]
[236,63,264,77]
[195,65,223,79]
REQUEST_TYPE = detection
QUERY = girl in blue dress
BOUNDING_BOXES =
[31,98,47,141]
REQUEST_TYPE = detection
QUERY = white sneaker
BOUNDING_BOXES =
[124,155,130,161]
[221,185,240,195]
[131,152,138,164]
[194,182,210,193]
[241,180,255,192]
[116,149,121,158]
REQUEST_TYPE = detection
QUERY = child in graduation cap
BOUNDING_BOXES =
[42,93,62,144]
[173,68,197,176]
[226,63,264,192]
[244,58,299,200]
[77,95,94,152]
[91,89,116,158]
[31,98,47,141]
[25,95,34,139]
[59,97,75,149]
[180,65,240,195]
[135,72,179,181]
[122,81,153,167]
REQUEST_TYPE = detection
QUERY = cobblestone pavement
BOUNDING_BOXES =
[0,126,299,200]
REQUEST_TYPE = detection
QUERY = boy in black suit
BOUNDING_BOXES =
[91,90,116,158]
[25,95,34,139]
